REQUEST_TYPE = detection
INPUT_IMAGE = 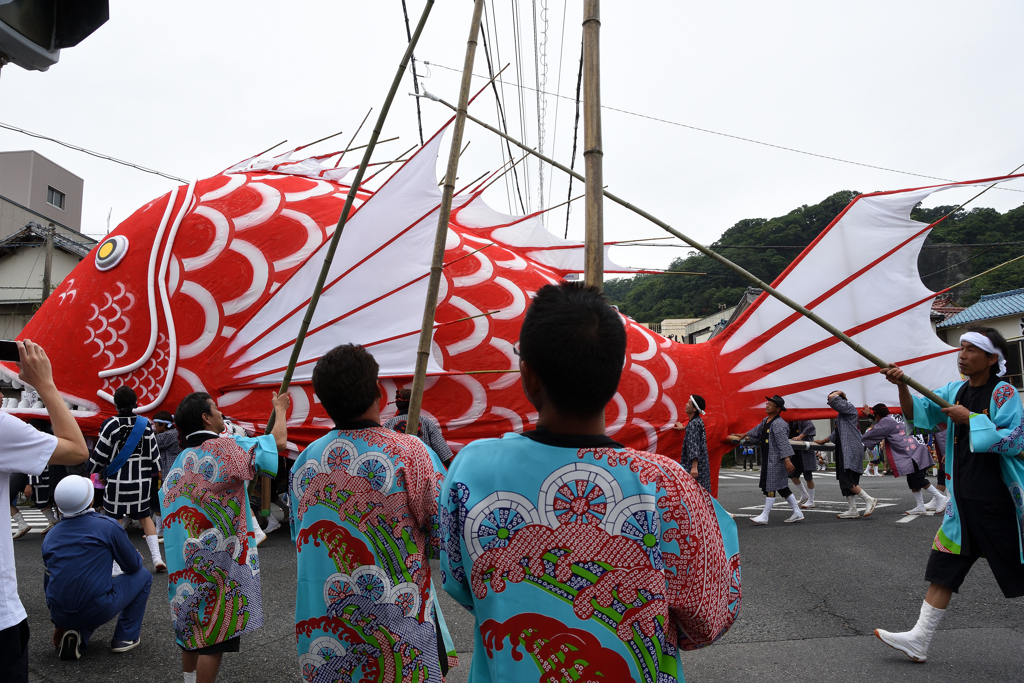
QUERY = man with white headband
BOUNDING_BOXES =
[875,325,1024,663]
[673,394,711,492]
[42,475,152,660]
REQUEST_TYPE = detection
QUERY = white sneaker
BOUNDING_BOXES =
[924,498,938,512]
[929,493,948,514]
[905,506,928,515]
[837,509,860,519]
[749,514,769,525]
[875,628,928,663]
[265,514,281,534]
[784,512,804,523]
[797,495,809,507]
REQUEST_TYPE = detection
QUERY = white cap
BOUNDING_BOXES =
[53,475,94,517]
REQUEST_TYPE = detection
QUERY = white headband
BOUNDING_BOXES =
[688,395,706,416]
[960,331,1007,377]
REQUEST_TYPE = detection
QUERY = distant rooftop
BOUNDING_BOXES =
[936,288,1024,329]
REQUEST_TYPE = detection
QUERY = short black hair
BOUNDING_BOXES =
[690,394,706,413]
[154,410,173,423]
[518,282,627,417]
[871,403,889,419]
[175,392,214,437]
[313,344,380,424]
[113,386,138,414]
[967,324,1010,366]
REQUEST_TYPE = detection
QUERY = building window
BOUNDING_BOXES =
[1009,341,1024,390]
[47,186,65,211]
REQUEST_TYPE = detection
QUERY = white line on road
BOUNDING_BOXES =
[897,515,919,523]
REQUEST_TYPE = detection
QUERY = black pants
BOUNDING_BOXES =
[837,469,861,497]
[907,462,930,491]
[0,619,29,683]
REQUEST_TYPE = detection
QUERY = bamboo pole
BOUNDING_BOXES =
[424,94,957,408]
[582,0,604,289]
[405,0,486,438]
[257,0,436,518]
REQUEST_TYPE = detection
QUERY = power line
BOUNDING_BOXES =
[420,61,1024,192]
[0,121,187,183]
[400,0,425,146]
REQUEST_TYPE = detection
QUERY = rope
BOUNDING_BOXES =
[482,2,526,214]
[400,0,425,146]
[564,40,583,239]
[0,121,186,183]
[421,61,1024,193]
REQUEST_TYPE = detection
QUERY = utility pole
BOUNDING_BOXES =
[41,223,54,300]
[582,0,604,289]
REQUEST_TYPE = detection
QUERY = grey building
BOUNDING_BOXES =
[0,150,95,343]
[0,149,84,237]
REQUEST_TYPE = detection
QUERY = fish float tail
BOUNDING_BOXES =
[710,174,1024,435]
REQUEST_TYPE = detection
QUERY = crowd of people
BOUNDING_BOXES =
[1,284,1022,681]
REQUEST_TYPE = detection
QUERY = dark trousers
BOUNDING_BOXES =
[50,567,152,645]
[0,618,29,683]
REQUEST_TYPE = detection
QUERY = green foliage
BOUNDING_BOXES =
[607,191,859,322]
[607,194,1024,322]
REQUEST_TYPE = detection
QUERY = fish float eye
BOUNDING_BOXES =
[95,235,129,271]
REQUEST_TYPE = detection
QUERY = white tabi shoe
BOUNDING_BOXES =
[749,514,769,525]
[861,494,878,517]
[837,509,860,519]
[905,505,928,515]
[265,514,281,534]
[928,493,948,515]
[924,497,938,512]
[784,512,804,523]
[799,501,816,509]
[874,601,945,663]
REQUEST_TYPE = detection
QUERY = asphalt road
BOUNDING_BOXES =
[12,468,1024,682]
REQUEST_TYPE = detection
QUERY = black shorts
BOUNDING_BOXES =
[907,463,929,491]
[179,636,241,655]
[837,469,861,497]
[937,460,947,487]
[788,454,805,479]
[0,618,29,683]
[925,497,1024,599]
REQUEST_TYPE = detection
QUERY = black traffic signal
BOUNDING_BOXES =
[0,0,109,72]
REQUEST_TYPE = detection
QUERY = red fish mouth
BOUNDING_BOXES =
[0,364,100,418]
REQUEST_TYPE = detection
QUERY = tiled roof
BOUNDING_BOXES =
[936,288,1024,328]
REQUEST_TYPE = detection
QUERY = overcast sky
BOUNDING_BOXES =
[1,0,1021,272]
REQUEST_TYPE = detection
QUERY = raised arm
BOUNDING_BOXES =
[17,340,87,465]
[269,391,290,452]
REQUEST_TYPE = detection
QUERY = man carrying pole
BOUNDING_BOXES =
[730,395,804,525]
[875,326,1024,663]
[813,390,878,520]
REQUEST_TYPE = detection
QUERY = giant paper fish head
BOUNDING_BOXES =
[1,155,368,434]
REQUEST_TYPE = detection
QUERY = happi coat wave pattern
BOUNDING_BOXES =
[289,426,454,682]
[5,110,1023,497]
[160,434,278,649]
[439,433,740,683]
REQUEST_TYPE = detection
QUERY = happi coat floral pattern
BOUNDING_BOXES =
[160,434,278,649]
[289,426,455,683]
[439,433,741,683]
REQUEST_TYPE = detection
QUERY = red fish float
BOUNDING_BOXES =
[4,122,1017,494]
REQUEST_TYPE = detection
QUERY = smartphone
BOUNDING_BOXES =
[0,340,20,362]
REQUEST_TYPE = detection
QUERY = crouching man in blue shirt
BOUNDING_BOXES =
[42,475,152,660]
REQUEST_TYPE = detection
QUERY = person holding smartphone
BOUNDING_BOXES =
[0,340,89,683]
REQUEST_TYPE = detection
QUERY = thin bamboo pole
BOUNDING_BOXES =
[425,94,958,407]
[336,108,372,166]
[260,0,435,465]
[405,0,486,438]
[582,0,604,288]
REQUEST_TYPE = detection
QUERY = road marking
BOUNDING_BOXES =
[9,508,51,535]
[729,474,762,480]
[738,502,896,515]
[897,515,919,523]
